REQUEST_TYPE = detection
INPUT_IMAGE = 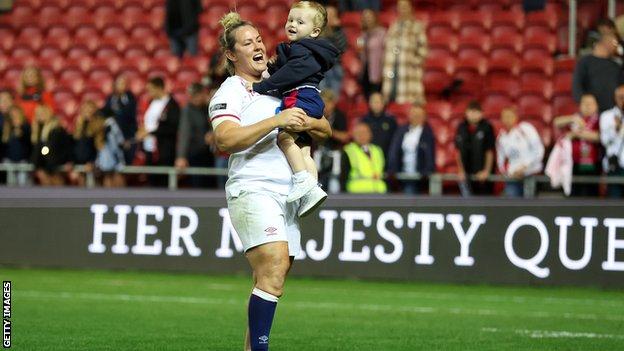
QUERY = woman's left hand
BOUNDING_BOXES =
[283,116,313,133]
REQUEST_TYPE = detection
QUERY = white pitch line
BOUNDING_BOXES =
[17,290,624,322]
[482,327,624,340]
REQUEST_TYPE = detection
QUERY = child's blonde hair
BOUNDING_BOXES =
[291,1,327,32]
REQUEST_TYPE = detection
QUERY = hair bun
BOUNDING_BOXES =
[220,12,242,31]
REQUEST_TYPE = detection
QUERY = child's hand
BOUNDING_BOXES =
[268,55,278,66]
[245,81,253,92]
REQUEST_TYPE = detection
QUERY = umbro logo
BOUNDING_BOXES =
[259,335,269,344]
[264,227,278,235]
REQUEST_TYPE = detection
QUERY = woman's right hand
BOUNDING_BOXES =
[275,108,306,130]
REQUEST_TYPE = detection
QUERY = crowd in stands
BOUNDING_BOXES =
[1,0,624,198]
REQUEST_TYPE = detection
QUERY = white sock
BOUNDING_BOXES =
[293,170,310,183]
[252,287,279,302]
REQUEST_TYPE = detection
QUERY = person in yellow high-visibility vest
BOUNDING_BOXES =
[341,122,388,193]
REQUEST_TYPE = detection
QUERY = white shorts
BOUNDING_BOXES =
[227,189,301,256]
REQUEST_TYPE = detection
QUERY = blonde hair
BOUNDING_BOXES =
[31,105,60,144]
[2,105,26,143]
[218,12,254,76]
[73,100,106,150]
[292,1,327,32]
[18,66,45,96]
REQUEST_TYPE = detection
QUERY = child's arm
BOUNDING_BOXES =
[253,44,322,96]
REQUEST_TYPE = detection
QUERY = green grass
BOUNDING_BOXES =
[1,267,623,351]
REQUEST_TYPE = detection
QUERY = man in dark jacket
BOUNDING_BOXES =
[388,103,435,194]
[361,92,398,159]
[175,83,214,188]
[103,75,137,164]
[165,0,201,58]
[573,32,624,113]
[455,101,495,195]
[138,77,180,187]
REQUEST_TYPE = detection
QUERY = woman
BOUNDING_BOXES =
[210,13,331,351]
[31,105,70,186]
[357,9,386,99]
[382,0,427,104]
[388,103,436,194]
[70,100,99,186]
[15,66,55,124]
[553,94,601,197]
[2,105,32,185]
[103,75,137,164]
[95,109,126,188]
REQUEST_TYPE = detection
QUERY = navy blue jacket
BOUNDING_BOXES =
[253,38,339,97]
[388,123,436,176]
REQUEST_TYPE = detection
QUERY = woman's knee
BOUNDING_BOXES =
[255,259,290,296]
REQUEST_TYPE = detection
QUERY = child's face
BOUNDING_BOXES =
[285,7,320,41]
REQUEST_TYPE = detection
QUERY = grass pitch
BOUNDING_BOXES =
[1,267,623,350]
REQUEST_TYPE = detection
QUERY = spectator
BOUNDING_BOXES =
[581,18,623,57]
[15,66,55,124]
[69,101,99,186]
[30,105,70,186]
[0,89,13,163]
[361,92,397,157]
[455,101,496,196]
[382,0,427,104]
[617,15,624,41]
[388,103,436,194]
[554,94,601,197]
[96,109,126,188]
[317,89,350,190]
[357,9,386,99]
[165,0,201,58]
[103,75,137,164]
[318,5,347,97]
[175,83,214,188]
[600,85,624,198]
[341,122,387,193]
[136,77,180,187]
[203,52,228,92]
[573,33,624,113]
[339,0,380,12]
[496,108,544,198]
[2,105,31,185]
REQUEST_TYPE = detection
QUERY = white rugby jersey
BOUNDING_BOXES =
[209,76,292,196]
[496,121,544,176]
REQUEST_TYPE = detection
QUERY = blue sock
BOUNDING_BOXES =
[248,288,279,350]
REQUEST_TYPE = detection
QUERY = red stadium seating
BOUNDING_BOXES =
[425,100,452,122]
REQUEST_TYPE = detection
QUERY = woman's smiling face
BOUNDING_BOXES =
[229,25,267,81]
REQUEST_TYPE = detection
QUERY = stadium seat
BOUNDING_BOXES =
[454,56,487,83]
[490,32,522,59]
[457,33,491,59]
[428,32,458,56]
[525,10,558,32]
[487,56,519,80]
[520,57,554,83]
[341,11,362,31]
[341,51,361,79]
[425,100,452,121]
[424,56,455,94]
[491,10,524,33]
[520,79,553,101]
[519,97,552,124]
[486,76,520,100]
[377,11,397,28]
[458,11,492,35]
[553,73,573,98]
[522,33,556,60]
[553,95,577,116]
[429,11,459,34]
[483,95,513,119]
[64,57,94,75]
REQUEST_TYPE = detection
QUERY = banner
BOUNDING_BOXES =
[0,188,623,287]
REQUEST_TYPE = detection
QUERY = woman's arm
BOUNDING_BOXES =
[214,108,306,153]
[285,116,332,142]
[553,114,580,129]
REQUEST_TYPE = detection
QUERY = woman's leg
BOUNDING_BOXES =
[244,241,291,350]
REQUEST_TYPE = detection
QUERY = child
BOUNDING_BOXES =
[249,1,340,211]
